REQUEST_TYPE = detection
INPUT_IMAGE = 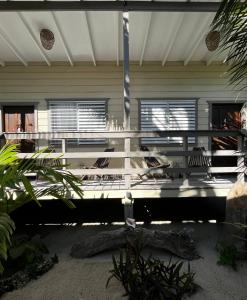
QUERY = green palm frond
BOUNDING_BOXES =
[0,144,18,166]
[212,0,247,88]
[0,144,84,273]
[0,145,83,211]
[0,213,15,273]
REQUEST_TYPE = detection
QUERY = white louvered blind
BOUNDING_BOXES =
[49,100,107,144]
[140,99,196,144]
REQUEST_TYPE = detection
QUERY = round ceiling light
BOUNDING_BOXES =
[205,30,220,52]
[40,29,55,50]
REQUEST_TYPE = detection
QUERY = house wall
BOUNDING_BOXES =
[0,62,246,168]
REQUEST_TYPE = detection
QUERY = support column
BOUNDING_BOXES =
[123,11,130,131]
[122,11,133,219]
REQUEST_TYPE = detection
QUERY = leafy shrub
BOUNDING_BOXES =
[0,254,58,296]
[0,213,15,273]
[4,235,49,275]
[107,237,198,300]
[217,242,238,270]
[0,235,58,296]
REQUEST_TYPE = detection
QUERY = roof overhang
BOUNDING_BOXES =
[0,1,220,12]
[0,1,224,66]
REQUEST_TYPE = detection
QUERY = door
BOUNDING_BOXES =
[211,103,242,167]
[3,106,35,152]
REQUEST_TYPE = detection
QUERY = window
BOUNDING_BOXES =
[49,100,107,145]
[140,99,196,144]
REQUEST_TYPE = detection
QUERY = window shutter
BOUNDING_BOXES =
[49,100,107,145]
[77,101,106,144]
[140,99,196,144]
[50,102,77,132]
[141,100,169,144]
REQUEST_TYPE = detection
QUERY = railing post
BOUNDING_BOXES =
[183,136,189,185]
[61,138,67,170]
[124,137,131,189]
[237,135,245,182]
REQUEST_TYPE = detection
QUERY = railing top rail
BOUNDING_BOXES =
[2,129,243,140]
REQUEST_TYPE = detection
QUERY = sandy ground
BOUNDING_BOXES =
[2,223,247,300]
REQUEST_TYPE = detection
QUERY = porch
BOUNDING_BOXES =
[3,129,246,200]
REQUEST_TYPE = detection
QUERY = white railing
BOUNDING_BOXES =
[2,130,246,189]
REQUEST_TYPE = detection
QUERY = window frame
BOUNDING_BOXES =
[47,98,109,146]
[138,98,198,147]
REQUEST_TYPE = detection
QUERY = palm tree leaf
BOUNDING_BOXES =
[211,0,247,88]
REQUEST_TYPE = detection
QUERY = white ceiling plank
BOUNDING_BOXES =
[114,11,120,66]
[51,11,74,66]
[82,11,96,66]
[0,24,28,66]
[161,13,185,66]
[139,12,152,66]
[17,12,51,66]
[206,52,218,66]
[184,15,212,66]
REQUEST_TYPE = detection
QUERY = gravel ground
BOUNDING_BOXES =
[2,223,247,300]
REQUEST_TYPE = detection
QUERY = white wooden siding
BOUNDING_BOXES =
[0,63,246,167]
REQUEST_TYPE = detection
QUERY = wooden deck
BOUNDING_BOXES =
[3,129,247,200]
[34,175,239,200]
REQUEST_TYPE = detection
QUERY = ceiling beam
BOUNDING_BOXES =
[161,14,185,66]
[0,1,220,12]
[0,24,28,66]
[82,11,96,66]
[17,12,51,66]
[114,12,120,66]
[51,12,74,66]
[139,12,152,67]
[183,15,212,66]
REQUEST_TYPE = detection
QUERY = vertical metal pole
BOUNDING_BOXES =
[123,11,130,131]
[237,135,245,182]
[122,11,133,219]
[123,10,131,189]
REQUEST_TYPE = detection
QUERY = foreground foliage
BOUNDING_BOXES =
[217,242,238,270]
[212,0,247,88]
[0,254,58,296]
[107,237,198,300]
[0,143,83,273]
[0,213,15,273]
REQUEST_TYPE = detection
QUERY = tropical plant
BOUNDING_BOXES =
[0,213,15,273]
[106,237,198,300]
[211,0,247,88]
[0,143,83,272]
[216,242,238,270]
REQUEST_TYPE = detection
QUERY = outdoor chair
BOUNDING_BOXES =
[82,148,115,181]
[139,145,171,179]
[188,146,213,179]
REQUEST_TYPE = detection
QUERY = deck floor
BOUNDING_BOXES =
[32,175,241,199]
[82,176,236,190]
[34,175,241,199]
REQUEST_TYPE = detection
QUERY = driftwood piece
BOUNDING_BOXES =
[70,227,198,260]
